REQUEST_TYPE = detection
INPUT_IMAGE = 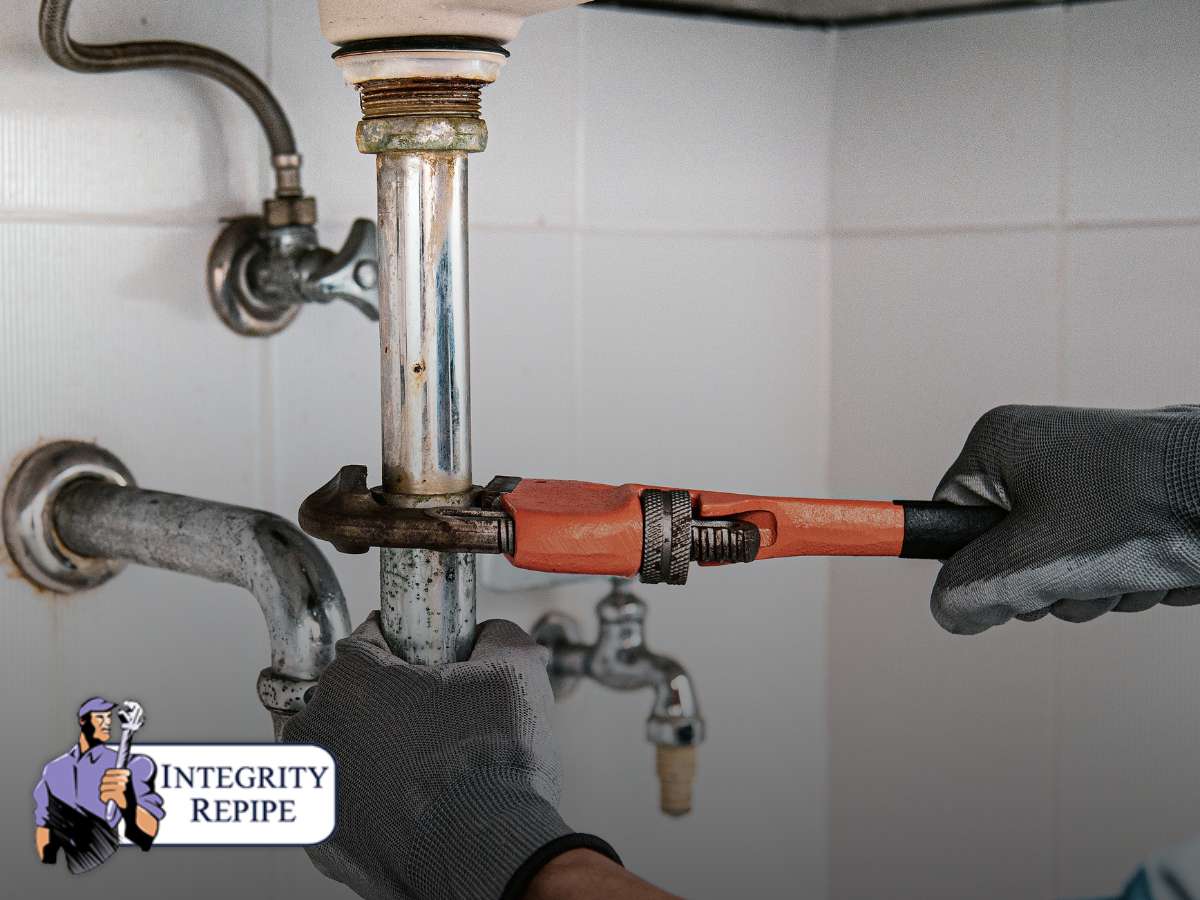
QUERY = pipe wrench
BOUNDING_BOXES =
[105,700,145,821]
[301,469,1004,585]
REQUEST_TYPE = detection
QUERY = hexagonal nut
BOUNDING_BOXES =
[263,195,318,228]
[356,116,488,154]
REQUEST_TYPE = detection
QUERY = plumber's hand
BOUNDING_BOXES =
[931,404,1200,634]
[98,769,130,809]
[282,612,619,900]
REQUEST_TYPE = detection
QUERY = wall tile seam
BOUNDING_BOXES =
[1050,10,1071,895]
[3,215,1111,238]
[260,0,278,516]
[471,222,829,240]
[830,217,1200,241]
[183,218,828,242]
[819,28,838,239]
[0,212,254,229]
[813,33,838,897]
[570,5,586,474]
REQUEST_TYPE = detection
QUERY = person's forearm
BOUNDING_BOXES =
[122,787,159,850]
[523,849,681,900]
[134,805,158,839]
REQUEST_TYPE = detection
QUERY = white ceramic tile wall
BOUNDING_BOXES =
[1067,0,1200,222]
[829,3,1200,898]
[580,9,832,234]
[831,6,1064,231]
[827,232,1061,899]
[0,1,265,222]
[0,1,833,898]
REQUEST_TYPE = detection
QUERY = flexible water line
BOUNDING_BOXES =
[38,0,302,197]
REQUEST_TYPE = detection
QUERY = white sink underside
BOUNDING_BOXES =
[319,0,589,45]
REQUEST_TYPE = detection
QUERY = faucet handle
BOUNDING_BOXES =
[656,745,697,817]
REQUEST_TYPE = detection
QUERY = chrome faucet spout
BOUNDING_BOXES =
[535,580,704,815]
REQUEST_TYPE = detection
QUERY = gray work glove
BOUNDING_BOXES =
[931,405,1200,635]
[281,613,619,900]
[1129,832,1200,899]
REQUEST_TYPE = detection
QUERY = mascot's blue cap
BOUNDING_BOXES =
[78,697,116,718]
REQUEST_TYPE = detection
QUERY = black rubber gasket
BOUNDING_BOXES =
[590,0,1117,31]
[332,36,510,59]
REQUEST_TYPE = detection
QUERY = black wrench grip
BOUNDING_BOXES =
[895,500,1007,560]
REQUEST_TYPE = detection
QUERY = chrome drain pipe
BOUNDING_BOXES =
[3,441,351,737]
[373,148,476,665]
[333,43,508,664]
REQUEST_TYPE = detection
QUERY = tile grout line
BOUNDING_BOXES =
[821,26,839,500]
[3,212,1199,238]
[821,28,839,899]
[0,211,253,228]
[478,221,829,239]
[1050,6,1074,895]
[831,216,1200,240]
[569,7,587,474]
[260,0,278,513]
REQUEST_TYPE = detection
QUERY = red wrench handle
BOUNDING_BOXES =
[706,495,1003,559]
[692,491,905,558]
[499,479,1006,579]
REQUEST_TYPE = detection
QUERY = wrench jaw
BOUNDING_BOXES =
[116,700,145,734]
[298,466,514,555]
[690,517,762,566]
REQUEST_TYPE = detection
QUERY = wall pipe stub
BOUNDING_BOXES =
[2,441,351,735]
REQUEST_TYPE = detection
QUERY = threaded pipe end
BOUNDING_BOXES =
[358,78,483,119]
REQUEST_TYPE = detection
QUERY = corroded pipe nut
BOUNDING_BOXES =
[356,115,488,154]
[263,195,318,228]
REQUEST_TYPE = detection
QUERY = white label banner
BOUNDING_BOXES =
[122,744,335,845]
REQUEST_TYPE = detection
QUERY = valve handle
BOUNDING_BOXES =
[304,218,380,320]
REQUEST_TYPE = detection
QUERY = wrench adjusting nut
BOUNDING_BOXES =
[640,489,693,585]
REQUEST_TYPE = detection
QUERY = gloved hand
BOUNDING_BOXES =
[1123,832,1200,899]
[281,613,619,900]
[931,405,1200,635]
